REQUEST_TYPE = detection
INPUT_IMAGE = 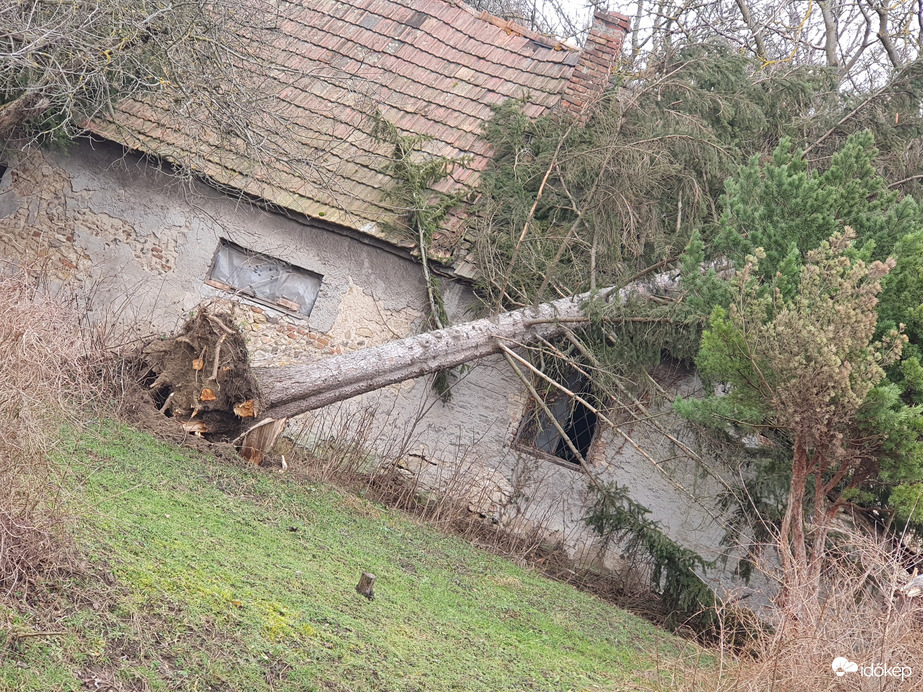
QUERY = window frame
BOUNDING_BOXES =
[512,372,600,470]
[204,238,323,318]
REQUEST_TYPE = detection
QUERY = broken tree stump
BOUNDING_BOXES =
[356,572,376,600]
[239,417,288,465]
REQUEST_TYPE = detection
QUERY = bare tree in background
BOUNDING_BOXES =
[0,0,270,141]
[467,0,918,86]
[618,0,922,86]
[465,0,535,23]
[462,0,601,42]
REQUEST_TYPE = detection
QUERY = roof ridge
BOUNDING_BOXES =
[451,0,577,51]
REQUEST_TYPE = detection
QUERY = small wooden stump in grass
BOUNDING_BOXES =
[356,572,376,600]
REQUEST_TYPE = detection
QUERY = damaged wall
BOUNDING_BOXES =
[0,140,755,601]
[0,141,539,507]
[0,143,427,343]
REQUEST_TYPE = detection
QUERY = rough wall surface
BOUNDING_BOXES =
[0,141,755,599]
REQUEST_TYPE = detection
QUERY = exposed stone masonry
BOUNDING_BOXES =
[0,148,424,371]
[0,149,182,277]
[0,153,87,279]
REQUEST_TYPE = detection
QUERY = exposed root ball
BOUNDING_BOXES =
[143,306,261,440]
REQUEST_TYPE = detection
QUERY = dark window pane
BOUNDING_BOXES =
[519,369,597,465]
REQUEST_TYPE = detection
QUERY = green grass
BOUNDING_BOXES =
[1,422,704,691]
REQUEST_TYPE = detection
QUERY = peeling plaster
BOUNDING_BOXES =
[0,140,762,603]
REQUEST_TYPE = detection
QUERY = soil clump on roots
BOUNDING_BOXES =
[142,305,261,443]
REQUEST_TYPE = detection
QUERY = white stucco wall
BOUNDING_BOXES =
[0,140,764,602]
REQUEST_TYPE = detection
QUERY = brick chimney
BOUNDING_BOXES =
[561,11,630,115]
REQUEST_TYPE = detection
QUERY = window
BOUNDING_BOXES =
[205,239,323,317]
[516,370,598,466]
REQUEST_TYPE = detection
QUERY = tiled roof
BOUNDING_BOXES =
[92,0,615,264]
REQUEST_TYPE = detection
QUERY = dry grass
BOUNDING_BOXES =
[742,532,922,691]
[639,527,923,691]
[0,266,120,597]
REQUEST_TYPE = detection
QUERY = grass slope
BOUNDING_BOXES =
[1,423,699,691]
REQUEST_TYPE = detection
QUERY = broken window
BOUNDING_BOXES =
[517,370,598,466]
[205,239,323,317]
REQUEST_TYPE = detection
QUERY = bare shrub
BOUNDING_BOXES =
[739,529,923,691]
[283,396,416,486]
[635,525,923,691]
[0,265,103,596]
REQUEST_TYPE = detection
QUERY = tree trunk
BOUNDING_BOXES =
[733,0,769,62]
[256,272,679,420]
[355,572,376,600]
[818,0,841,68]
[143,272,680,460]
[778,439,810,613]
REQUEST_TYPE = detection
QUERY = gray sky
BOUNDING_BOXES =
[538,0,621,42]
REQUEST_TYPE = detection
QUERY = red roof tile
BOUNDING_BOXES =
[92,0,613,259]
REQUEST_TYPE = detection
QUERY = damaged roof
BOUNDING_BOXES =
[92,0,624,267]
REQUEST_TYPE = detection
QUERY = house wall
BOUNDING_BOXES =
[0,141,759,601]
[0,141,426,350]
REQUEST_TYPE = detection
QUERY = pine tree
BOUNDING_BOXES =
[676,133,923,609]
[676,231,914,609]
[713,132,923,280]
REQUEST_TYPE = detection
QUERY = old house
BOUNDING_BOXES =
[0,0,744,595]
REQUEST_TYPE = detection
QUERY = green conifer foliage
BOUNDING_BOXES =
[714,133,923,280]
[585,482,715,623]
[471,46,923,615]
[879,230,923,397]
[371,113,468,400]
[697,131,923,411]
[474,47,835,311]
[676,232,916,603]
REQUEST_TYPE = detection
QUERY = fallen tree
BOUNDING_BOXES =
[143,271,682,463]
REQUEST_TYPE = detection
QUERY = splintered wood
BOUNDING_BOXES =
[239,417,287,465]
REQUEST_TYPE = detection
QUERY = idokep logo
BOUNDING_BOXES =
[832,657,913,680]
[832,657,858,676]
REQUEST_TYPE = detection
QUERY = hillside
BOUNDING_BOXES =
[0,423,703,691]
